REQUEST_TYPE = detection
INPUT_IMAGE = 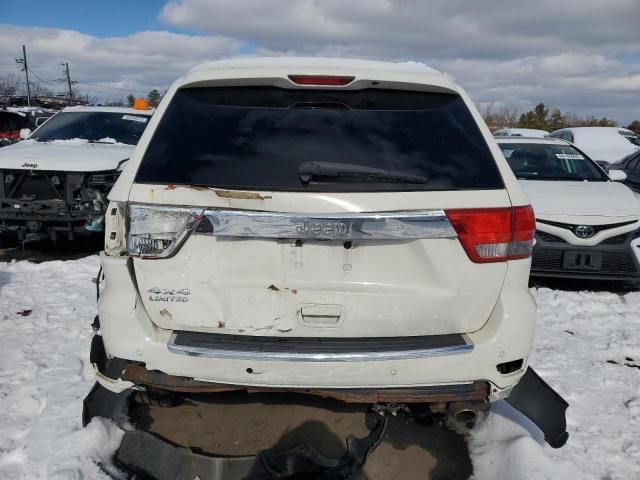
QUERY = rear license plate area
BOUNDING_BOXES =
[562,251,603,270]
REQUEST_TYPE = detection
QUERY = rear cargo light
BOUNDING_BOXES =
[445,206,535,263]
[127,204,202,258]
[288,75,355,86]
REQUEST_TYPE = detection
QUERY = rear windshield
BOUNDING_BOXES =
[135,87,503,192]
[499,142,607,182]
[31,112,149,145]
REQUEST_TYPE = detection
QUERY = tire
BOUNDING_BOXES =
[133,387,184,408]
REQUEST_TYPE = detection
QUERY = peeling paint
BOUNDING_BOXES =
[268,284,299,294]
[159,308,172,320]
[215,189,272,200]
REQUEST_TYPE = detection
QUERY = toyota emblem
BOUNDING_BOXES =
[574,225,595,238]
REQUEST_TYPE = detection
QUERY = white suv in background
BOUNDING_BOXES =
[496,136,640,284]
[87,57,568,448]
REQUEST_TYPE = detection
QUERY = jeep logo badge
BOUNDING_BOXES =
[574,225,595,238]
[296,220,351,238]
[22,162,38,169]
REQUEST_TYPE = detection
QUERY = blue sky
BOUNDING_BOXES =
[0,1,170,37]
[0,0,638,124]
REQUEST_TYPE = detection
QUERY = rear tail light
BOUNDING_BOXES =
[288,75,355,86]
[445,206,535,263]
[127,204,202,258]
[0,130,20,139]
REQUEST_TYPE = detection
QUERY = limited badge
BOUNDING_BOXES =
[147,287,190,302]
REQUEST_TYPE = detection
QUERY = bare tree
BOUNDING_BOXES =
[0,73,20,96]
[480,103,521,130]
[30,82,55,98]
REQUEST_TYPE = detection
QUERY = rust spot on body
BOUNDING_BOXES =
[268,284,280,292]
[218,320,226,328]
[215,189,272,200]
[159,308,172,320]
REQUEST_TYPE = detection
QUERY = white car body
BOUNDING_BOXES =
[548,127,640,165]
[0,106,152,240]
[0,138,135,172]
[497,137,640,282]
[493,128,548,138]
[94,57,537,411]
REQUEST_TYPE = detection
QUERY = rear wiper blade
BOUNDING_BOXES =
[298,161,429,184]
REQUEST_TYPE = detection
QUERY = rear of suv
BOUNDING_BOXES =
[92,58,539,426]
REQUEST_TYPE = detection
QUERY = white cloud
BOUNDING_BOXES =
[0,24,240,101]
[159,0,640,123]
[1,0,639,124]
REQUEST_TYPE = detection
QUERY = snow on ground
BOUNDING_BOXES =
[0,256,122,480]
[470,288,640,480]
[0,256,638,479]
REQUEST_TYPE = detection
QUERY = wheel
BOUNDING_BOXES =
[133,387,184,408]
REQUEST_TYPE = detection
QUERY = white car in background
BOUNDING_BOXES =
[497,137,640,284]
[0,105,152,242]
[493,128,548,138]
[548,127,640,167]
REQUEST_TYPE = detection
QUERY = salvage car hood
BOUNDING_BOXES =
[520,180,640,222]
[0,139,134,172]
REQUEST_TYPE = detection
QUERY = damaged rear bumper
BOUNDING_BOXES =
[87,333,569,450]
[91,334,490,404]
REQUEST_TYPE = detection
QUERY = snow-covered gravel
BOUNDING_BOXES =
[470,288,640,480]
[0,257,122,480]
[0,256,638,479]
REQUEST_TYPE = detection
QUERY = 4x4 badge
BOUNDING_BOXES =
[147,287,190,302]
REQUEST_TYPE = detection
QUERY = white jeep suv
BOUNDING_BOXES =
[90,57,564,443]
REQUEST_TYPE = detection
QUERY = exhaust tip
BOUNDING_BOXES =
[453,409,477,424]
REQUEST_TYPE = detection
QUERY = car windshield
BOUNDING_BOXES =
[30,111,149,145]
[499,142,607,181]
[621,133,640,146]
[136,87,503,192]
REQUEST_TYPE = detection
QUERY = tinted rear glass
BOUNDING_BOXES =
[136,87,503,192]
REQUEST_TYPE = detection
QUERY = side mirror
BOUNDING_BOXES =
[19,128,32,140]
[608,170,627,182]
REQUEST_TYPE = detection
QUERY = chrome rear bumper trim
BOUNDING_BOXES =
[197,209,456,240]
[168,332,473,362]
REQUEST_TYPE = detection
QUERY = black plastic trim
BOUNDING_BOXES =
[506,367,569,449]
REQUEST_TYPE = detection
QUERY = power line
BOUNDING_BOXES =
[27,67,64,85]
[77,81,148,94]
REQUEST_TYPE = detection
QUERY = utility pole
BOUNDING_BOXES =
[62,62,77,106]
[15,45,31,106]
